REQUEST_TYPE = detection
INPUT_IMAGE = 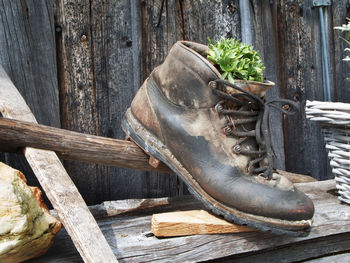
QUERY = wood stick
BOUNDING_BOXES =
[151,210,254,237]
[0,117,171,173]
[0,66,118,263]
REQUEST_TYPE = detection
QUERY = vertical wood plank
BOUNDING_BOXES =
[54,0,101,204]
[140,0,183,197]
[0,0,60,193]
[55,0,182,203]
[0,0,59,127]
[277,0,331,180]
[90,0,146,201]
[332,2,350,102]
[250,0,285,170]
[181,0,241,42]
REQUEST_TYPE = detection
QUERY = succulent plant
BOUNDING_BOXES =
[207,38,265,83]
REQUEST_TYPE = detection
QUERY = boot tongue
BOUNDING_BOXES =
[225,80,275,98]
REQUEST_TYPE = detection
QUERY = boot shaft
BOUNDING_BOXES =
[151,41,220,108]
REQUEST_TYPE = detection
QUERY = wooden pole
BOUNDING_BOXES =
[0,117,171,173]
[0,66,118,263]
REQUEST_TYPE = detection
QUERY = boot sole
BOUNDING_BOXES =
[122,108,312,236]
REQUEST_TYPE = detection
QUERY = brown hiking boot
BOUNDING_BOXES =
[122,41,314,236]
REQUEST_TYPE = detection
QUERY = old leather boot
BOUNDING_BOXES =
[122,41,314,236]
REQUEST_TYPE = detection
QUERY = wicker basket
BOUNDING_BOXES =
[306,100,350,205]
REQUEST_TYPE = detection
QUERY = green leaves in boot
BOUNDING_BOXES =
[207,38,265,83]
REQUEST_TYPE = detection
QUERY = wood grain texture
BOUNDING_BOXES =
[0,66,117,263]
[303,251,350,263]
[0,117,171,172]
[0,0,60,193]
[54,0,181,203]
[250,0,285,170]
[89,0,170,201]
[332,2,350,102]
[28,180,350,263]
[277,0,331,180]
[54,0,101,205]
[151,210,254,237]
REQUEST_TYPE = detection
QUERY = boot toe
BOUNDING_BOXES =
[204,173,315,222]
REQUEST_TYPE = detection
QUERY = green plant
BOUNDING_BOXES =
[207,38,265,83]
[334,18,350,80]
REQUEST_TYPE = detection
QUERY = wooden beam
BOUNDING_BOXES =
[0,117,171,173]
[0,66,118,263]
[151,210,254,237]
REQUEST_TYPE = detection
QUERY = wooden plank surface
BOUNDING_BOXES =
[28,180,350,263]
[0,66,117,263]
[304,251,350,263]
[277,0,332,180]
[54,0,180,204]
[54,0,102,205]
[89,0,176,201]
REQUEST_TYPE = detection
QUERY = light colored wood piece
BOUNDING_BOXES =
[151,210,254,237]
[0,66,117,263]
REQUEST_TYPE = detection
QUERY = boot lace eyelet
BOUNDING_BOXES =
[215,103,223,113]
[208,81,217,89]
[223,126,232,135]
[233,145,241,153]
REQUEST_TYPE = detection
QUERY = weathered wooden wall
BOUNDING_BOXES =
[1,0,349,205]
[0,0,60,191]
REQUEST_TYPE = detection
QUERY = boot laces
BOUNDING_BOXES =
[209,79,299,179]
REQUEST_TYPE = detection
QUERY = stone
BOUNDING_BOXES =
[0,162,62,263]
